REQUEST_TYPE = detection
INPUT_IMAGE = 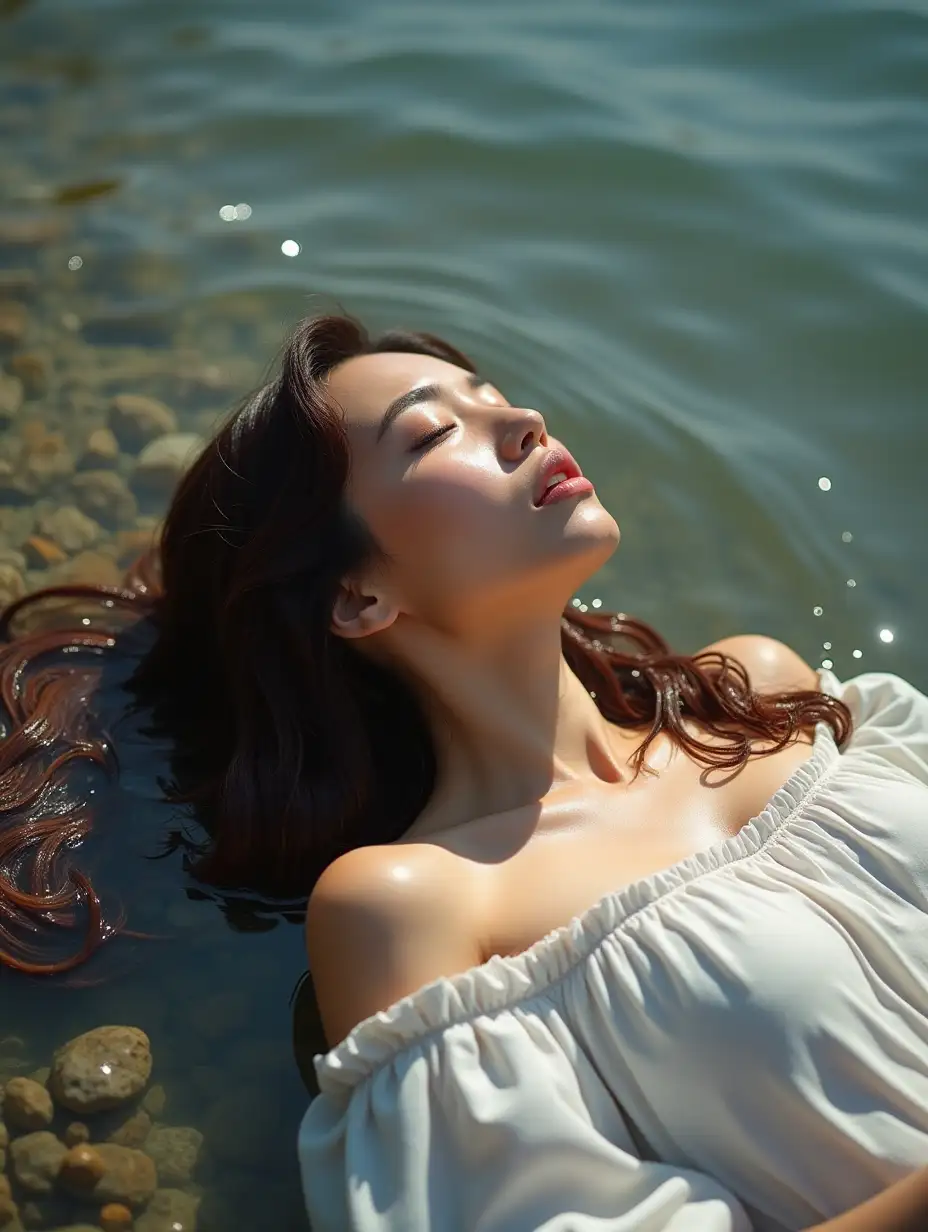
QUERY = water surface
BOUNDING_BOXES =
[1,1,926,1226]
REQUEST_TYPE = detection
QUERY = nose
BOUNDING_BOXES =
[499,407,548,463]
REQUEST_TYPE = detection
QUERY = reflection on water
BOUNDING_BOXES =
[1,0,926,1226]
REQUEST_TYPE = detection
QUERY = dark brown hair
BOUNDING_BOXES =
[0,313,853,973]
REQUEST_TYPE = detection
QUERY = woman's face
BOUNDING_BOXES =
[327,350,620,633]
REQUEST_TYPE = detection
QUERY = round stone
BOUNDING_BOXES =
[49,1026,152,1114]
[2,1076,53,1131]
[100,1203,134,1231]
[59,1143,106,1190]
[9,1131,66,1193]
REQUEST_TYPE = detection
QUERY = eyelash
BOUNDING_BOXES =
[410,424,453,453]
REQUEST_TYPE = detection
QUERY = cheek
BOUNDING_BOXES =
[378,471,515,587]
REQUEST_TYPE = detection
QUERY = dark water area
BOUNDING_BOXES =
[1,0,926,1227]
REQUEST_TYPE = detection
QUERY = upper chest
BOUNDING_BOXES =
[436,722,821,963]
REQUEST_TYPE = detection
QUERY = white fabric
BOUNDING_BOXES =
[298,670,928,1231]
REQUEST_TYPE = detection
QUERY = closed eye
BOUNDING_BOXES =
[410,424,454,454]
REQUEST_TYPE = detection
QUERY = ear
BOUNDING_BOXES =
[330,578,400,640]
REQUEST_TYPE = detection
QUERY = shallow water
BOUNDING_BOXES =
[1,0,926,1227]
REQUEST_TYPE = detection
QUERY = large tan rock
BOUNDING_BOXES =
[49,1027,152,1114]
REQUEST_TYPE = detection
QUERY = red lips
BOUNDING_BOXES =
[533,447,584,506]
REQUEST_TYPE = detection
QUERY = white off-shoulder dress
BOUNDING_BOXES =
[298,669,928,1231]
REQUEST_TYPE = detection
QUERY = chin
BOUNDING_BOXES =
[552,503,620,589]
[566,498,620,554]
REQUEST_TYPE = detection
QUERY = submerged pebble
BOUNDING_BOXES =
[108,394,176,453]
[131,433,204,500]
[71,470,137,529]
[0,301,28,347]
[134,1187,199,1232]
[59,1143,106,1190]
[107,1110,151,1150]
[99,1202,134,1231]
[143,1125,202,1186]
[9,1131,66,1193]
[34,505,100,554]
[7,352,47,398]
[2,1076,54,1131]
[22,535,67,568]
[62,1122,90,1147]
[0,561,26,604]
[84,1144,157,1209]
[0,372,23,422]
[77,428,120,470]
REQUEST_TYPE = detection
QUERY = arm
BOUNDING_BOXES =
[807,1166,928,1232]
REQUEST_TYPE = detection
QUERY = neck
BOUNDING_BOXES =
[380,611,628,835]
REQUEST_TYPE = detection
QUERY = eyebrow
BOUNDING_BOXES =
[376,371,489,443]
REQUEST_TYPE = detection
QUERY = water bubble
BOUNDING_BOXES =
[879,628,894,644]
[841,531,853,543]
[67,255,83,270]
[818,477,832,491]
[219,204,236,221]
[571,598,581,608]
[281,239,301,257]
[821,659,833,670]
[852,649,862,659]
[234,202,252,220]
[846,579,856,588]
[591,598,602,608]
[578,603,588,612]
[813,606,823,617]
[823,642,831,650]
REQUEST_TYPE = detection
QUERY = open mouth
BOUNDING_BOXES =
[534,449,593,506]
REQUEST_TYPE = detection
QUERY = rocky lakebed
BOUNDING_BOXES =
[2,1025,203,1231]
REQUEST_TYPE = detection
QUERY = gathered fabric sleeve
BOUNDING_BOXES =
[299,1002,754,1232]
[821,668,928,784]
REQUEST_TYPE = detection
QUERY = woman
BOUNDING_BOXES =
[1,315,926,1230]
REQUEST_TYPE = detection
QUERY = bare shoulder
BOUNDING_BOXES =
[305,842,482,1049]
[696,634,821,695]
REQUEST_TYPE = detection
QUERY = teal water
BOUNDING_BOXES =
[1,1,926,1227]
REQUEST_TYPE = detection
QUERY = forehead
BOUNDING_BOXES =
[326,350,471,432]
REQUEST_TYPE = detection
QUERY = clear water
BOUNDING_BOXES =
[1,0,926,1227]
